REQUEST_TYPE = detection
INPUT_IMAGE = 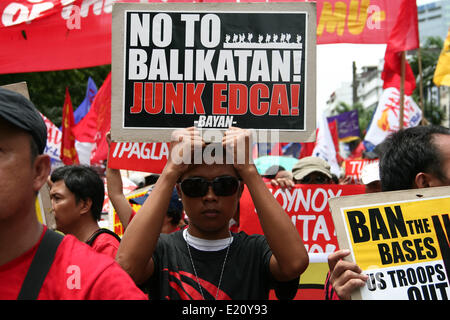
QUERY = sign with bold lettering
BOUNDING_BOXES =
[108,141,169,173]
[111,2,316,142]
[239,183,365,299]
[329,186,450,300]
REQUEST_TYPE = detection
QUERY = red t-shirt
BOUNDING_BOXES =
[90,233,120,259]
[0,227,148,300]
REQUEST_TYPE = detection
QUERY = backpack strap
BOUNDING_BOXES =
[86,228,121,246]
[17,228,64,300]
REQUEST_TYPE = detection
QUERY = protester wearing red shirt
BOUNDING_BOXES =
[0,88,147,300]
[0,226,147,300]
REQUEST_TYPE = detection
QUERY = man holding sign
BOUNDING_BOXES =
[116,127,309,300]
[327,125,450,300]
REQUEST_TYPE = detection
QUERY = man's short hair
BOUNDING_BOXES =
[379,125,450,192]
[51,165,105,221]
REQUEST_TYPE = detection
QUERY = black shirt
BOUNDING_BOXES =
[144,230,299,300]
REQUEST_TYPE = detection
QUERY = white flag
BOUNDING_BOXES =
[365,87,422,147]
[312,112,340,177]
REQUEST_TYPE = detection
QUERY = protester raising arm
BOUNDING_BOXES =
[105,132,134,230]
[116,128,204,284]
[223,128,309,281]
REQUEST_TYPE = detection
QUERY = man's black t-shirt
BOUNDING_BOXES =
[144,230,299,300]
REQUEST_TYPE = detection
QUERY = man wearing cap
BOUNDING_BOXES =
[291,156,333,185]
[0,87,147,300]
[270,156,333,189]
[360,162,381,194]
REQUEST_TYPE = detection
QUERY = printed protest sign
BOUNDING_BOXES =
[239,183,365,299]
[108,141,169,173]
[329,186,450,300]
[240,184,365,256]
[111,2,316,143]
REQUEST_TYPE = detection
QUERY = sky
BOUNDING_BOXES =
[316,0,435,113]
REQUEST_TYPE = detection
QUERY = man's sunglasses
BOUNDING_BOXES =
[179,175,240,197]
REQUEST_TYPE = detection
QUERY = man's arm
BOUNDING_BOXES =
[105,131,134,230]
[115,128,203,284]
[106,167,134,230]
[223,128,309,281]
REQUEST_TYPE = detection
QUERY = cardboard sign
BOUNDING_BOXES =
[108,141,169,173]
[239,183,365,299]
[329,186,450,300]
[240,184,365,256]
[111,2,316,143]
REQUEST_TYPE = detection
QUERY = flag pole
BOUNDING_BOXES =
[399,51,405,129]
[417,47,426,125]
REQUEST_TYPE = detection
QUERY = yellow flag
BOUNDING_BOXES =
[433,26,450,87]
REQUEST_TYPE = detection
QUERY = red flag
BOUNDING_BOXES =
[72,73,111,164]
[385,0,419,53]
[60,88,79,165]
[381,0,419,95]
[90,73,112,164]
[382,51,417,95]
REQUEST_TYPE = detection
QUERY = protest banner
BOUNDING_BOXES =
[327,109,360,143]
[329,186,450,300]
[239,183,365,299]
[0,1,401,74]
[344,159,379,184]
[108,141,169,173]
[364,87,422,148]
[111,2,316,143]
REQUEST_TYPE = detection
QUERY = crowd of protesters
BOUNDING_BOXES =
[1,87,449,300]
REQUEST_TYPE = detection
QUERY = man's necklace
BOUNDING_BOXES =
[185,231,232,300]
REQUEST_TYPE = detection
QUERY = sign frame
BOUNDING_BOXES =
[111,2,316,143]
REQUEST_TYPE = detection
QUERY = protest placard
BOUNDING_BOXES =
[111,2,316,143]
[108,141,169,173]
[329,186,450,300]
[239,183,365,299]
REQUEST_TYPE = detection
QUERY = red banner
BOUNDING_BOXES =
[240,183,365,253]
[108,141,169,173]
[0,0,401,74]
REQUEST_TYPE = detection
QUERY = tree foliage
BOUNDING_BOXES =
[0,65,111,127]
[409,36,446,125]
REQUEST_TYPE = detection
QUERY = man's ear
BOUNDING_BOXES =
[32,154,51,193]
[414,172,433,189]
[79,198,93,216]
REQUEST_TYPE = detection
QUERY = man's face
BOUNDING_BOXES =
[178,163,242,240]
[295,171,331,184]
[0,119,38,220]
[50,180,84,234]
